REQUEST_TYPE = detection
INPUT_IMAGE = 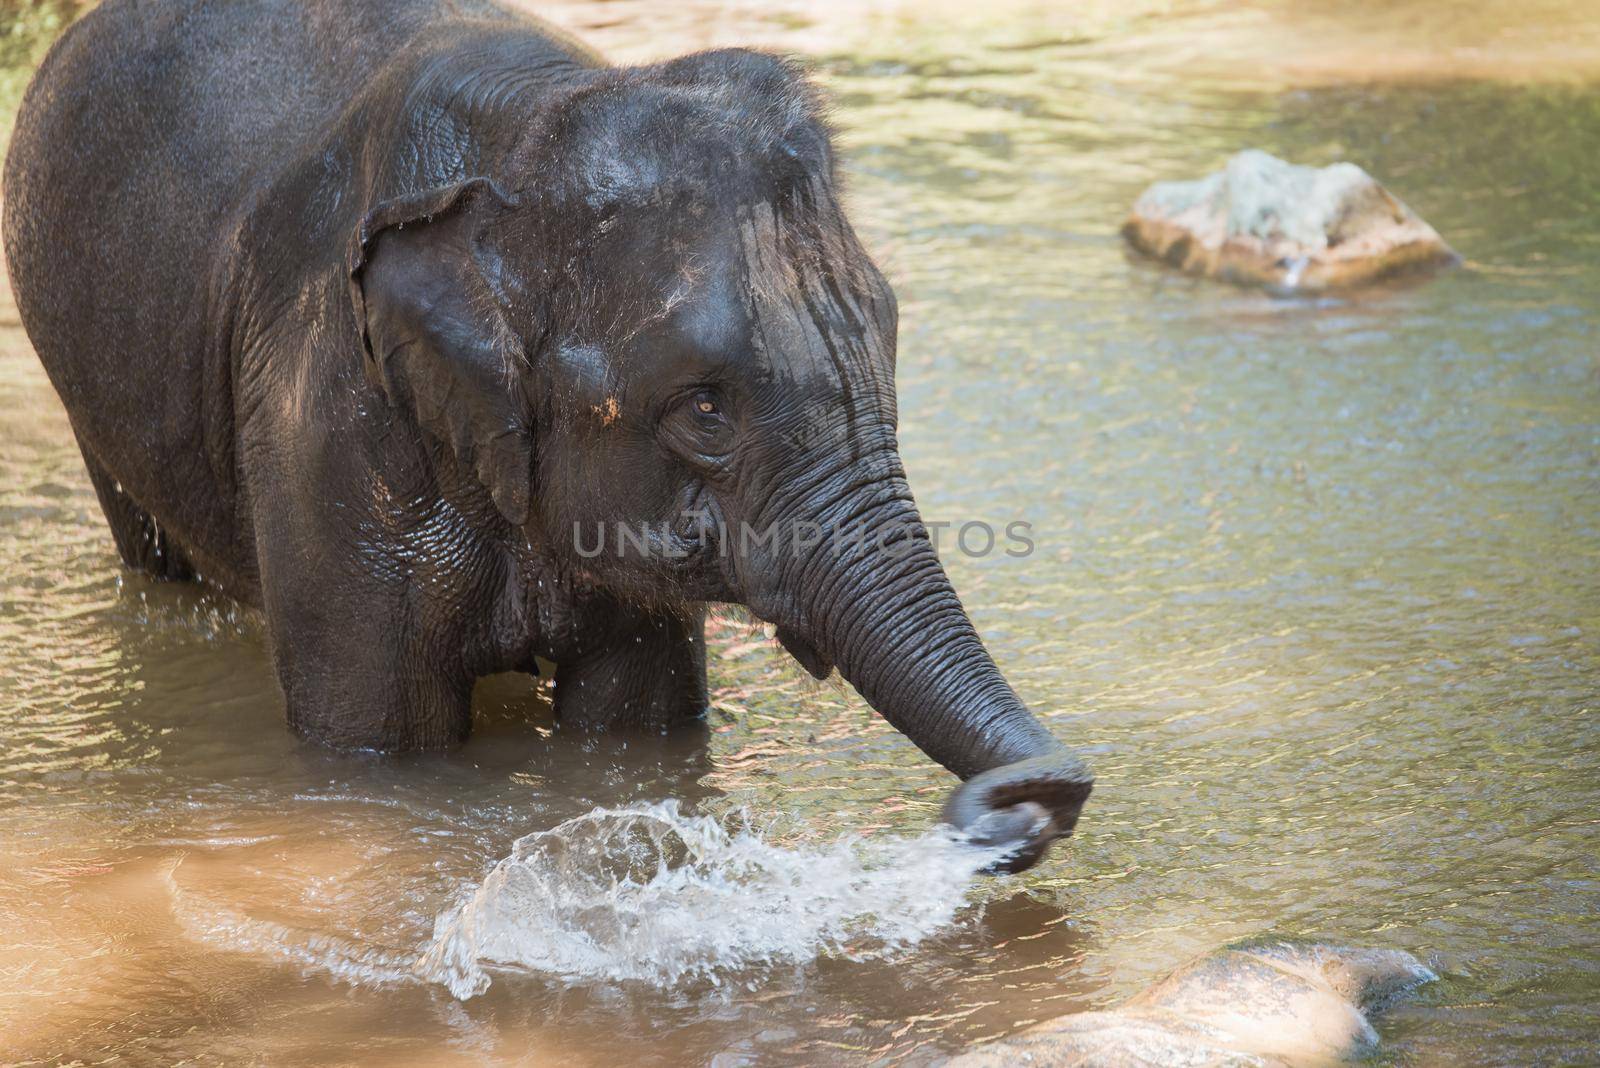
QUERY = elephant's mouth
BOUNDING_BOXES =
[775,625,833,680]
[663,506,737,602]
[657,536,737,602]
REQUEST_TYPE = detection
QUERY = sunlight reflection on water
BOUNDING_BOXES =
[1,1,1597,1065]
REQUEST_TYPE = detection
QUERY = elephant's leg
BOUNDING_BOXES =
[263,580,476,751]
[252,513,477,751]
[82,449,196,582]
[552,604,710,730]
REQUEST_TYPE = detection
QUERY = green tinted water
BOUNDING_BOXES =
[2,2,1597,1064]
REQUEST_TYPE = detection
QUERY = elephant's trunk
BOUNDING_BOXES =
[747,474,1093,872]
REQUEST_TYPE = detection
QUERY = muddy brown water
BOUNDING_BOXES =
[2,2,1597,1064]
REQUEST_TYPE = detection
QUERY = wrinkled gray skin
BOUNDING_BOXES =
[3,0,1091,868]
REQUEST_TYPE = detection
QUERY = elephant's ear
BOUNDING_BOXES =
[348,178,532,527]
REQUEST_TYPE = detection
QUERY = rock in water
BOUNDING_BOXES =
[945,941,1437,1067]
[1123,149,1458,292]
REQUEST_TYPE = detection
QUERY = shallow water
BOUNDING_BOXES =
[2,1,1598,1065]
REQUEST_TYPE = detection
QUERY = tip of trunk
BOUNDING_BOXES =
[942,751,1094,873]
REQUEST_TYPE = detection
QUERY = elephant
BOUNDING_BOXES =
[2,0,1091,870]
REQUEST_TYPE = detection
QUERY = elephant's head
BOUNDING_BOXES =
[349,50,1091,871]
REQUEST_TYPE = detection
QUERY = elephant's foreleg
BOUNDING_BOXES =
[262,573,476,751]
[551,604,710,730]
[82,449,196,582]
[251,508,479,751]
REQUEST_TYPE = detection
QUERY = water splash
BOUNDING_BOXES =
[161,859,418,987]
[416,802,1004,998]
[1281,253,1311,291]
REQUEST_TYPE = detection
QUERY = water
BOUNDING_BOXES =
[2,1,1598,1064]
[418,805,1005,997]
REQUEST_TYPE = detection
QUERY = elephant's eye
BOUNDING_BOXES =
[688,391,727,428]
[667,388,733,462]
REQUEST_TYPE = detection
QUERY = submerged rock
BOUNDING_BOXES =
[1123,149,1458,292]
[945,941,1436,1068]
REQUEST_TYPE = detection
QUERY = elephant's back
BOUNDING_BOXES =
[3,0,536,320]
[1,0,567,586]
